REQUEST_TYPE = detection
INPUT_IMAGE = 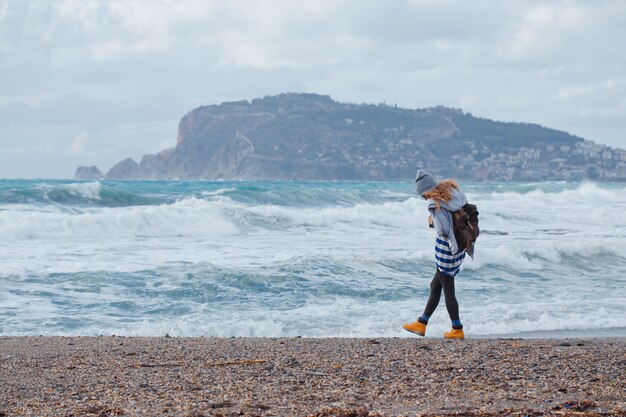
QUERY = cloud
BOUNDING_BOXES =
[1,0,626,178]
[0,146,29,155]
[0,145,54,156]
[68,131,88,155]
[0,1,8,21]
[557,79,626,101]
[503,4,584,61]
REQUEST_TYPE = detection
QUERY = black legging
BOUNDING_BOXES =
[423,269,461,327]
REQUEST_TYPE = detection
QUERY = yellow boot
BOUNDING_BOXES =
[443,328,465,339]
[403,320,426,336]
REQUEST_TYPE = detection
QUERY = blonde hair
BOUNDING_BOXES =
[423,179,459,209]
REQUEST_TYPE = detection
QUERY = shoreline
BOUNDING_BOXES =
[478,326,626,339]
[1,337,624,416]
[4,325,626,339]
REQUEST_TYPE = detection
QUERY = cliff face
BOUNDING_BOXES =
[97,93,625,181]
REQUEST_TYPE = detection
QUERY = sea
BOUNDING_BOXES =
[1,179,625,338]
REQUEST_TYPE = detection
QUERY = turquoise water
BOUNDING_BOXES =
[1,179,625,337]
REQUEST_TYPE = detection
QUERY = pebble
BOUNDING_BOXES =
[0,337,624,416]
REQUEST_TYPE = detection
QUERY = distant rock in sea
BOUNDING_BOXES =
[86,93,625,181]
[106,158,141,180]
[75,165,103,180]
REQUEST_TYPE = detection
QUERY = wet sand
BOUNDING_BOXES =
[0,337,624,416]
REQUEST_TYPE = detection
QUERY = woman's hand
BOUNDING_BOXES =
[428,215,434,228]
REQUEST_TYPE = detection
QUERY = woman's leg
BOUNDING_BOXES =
[420,270,443,322]
[437,269,463,329]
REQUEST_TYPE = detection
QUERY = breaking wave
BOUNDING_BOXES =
[1,179,625,337]
[0,181,165,207]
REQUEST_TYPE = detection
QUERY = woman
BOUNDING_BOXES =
[403,170,469,339]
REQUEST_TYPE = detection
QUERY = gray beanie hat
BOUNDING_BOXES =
[415,169,438,195]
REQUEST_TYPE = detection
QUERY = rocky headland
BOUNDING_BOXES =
[82,93,626,181]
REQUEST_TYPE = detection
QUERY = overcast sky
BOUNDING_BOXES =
[1,0,625,178]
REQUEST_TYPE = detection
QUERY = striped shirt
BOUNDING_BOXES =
[435,237,465,277]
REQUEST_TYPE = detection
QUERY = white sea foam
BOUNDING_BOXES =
[200,188,237,197]
[64,181,103,200]
[0,197,237,240]
[1,180,625,337]
[37,181,103,201]
[4,291,624,337]
[228,197,423,229]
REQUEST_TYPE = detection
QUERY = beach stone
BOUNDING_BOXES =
[0,337,624,416]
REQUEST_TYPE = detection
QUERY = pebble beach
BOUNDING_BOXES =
[0,337,624,416]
